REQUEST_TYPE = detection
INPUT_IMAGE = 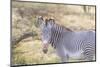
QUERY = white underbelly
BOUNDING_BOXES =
[67,50,84,59]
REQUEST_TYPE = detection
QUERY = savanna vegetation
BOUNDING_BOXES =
[12,1,95,65]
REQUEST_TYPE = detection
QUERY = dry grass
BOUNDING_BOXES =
[12,38,60,65]
[12,1,96,65]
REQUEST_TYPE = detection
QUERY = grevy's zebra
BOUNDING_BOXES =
[37,16,95,62]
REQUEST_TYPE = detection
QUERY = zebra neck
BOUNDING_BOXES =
[49,25,72,48]
[49,26,61,48]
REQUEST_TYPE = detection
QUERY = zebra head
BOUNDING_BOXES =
[41,18,55,54]
[37,16,55,54]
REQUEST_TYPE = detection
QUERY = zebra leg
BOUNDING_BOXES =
[56,45,68,62]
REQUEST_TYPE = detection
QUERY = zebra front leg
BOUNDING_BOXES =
[60,54,69,63]
[56,46,69,62]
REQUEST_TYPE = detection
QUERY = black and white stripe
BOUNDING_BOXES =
[37,16,95,62]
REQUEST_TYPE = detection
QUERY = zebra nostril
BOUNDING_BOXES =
[43,49,48,54]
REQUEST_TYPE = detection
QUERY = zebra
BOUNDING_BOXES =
[37,16,96,62]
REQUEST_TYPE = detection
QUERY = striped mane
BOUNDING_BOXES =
[61,25,73,32]
[48,18,73,32]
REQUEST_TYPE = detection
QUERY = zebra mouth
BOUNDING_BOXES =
[43,49,48,54]
[42,44,48,54]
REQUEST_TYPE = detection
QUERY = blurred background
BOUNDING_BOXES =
[11,0,95,65]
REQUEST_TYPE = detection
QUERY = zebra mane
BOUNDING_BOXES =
[48,18,73,32]
[61,25,73,32]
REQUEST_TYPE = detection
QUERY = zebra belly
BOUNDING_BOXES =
[67,50,84,59]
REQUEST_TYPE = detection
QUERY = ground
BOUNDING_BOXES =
[12,1,95,65]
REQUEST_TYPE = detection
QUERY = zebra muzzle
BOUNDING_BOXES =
[42,44,48,54]
[43,48,48,54]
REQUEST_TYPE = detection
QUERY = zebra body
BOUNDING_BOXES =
[37,16,95,62]
[56,30,95,61]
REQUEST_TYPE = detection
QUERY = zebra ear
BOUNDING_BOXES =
[37,16,45,25]
[49,18,55,23]
[37,16,44,20]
